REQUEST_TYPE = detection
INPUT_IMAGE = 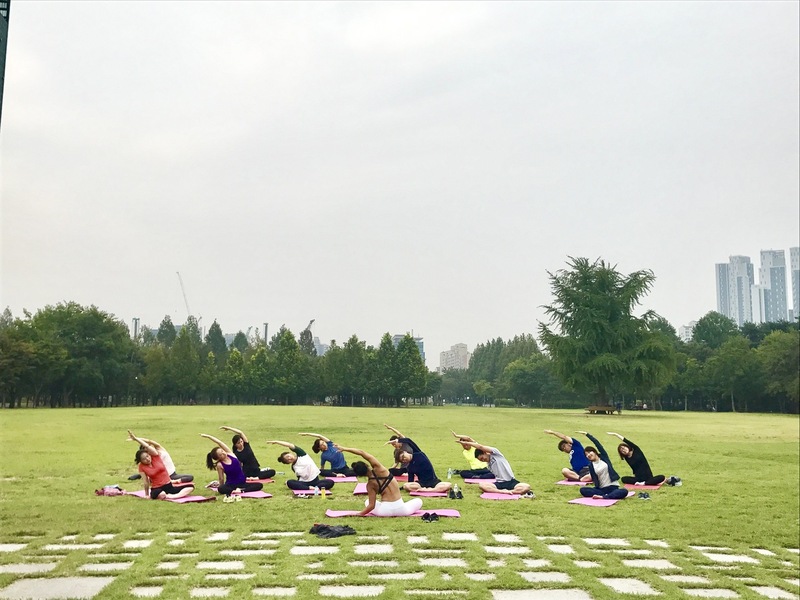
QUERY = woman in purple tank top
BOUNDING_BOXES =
[201,434,264,497]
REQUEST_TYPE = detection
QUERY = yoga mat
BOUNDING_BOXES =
[247,478,275,484]
[555,480,587,486]
[409,491,448,497]
[325,509,461,518]
[568,491,635,507]
[125,490,215,503]
[464,478,496,484]
[623,482,665,490]
[353,483,368,495]
[239,491,272,499]
[326,476,358,483]
[291,489,332,496]
[394,475,408,482]
[480,492,521,500]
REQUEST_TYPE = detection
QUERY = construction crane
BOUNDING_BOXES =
[302,319,315,334]
[176,272,191,318]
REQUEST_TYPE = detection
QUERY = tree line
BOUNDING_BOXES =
[1,258,797,412]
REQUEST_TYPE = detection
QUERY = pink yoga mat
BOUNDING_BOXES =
[325,509,461,518]
[480,492,521,500]
[247,478,275,484]
[568,491,635,507]
[239,491,272,499]
[126,490,215,503]
[409,491,448,497]
[623,482,664,490]
[394,475,408,482]
[464,478,496,484]
[353,483,368,495]
[555,480,587,486]
[326,476,358,483]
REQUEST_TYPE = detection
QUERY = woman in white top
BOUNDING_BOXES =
[268,440,335,492]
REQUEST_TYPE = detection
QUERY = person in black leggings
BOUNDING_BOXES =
[607,432,666,486]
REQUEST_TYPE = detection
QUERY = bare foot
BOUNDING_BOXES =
[592,495,603,500]
[157,491,167,500]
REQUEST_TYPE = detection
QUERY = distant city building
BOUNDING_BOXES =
[790,246,800,322]
[391,334,425,362]
[716,255,755,326]
[759,250,788,323]
[313,336,329,357]
[438,343,471,372]
[677,322,696,343]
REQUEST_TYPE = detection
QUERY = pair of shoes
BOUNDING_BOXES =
[205,480,220,489]
[667,476,682,487]
[448,489,456,500]
[452,470,461,475]
[455,489,464,500]
[222,495,236,503]
[637,492,650,500]
[421,512,439,522]
[521,491,535,499]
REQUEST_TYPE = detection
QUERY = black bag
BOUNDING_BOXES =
[309,523,357,539]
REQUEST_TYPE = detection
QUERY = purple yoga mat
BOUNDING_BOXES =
[325,509,461,518]
[480,492,521,500]
[326,476,358,483]
[409,491,449,497]
[463,478,496,484]
[125,490,215,503]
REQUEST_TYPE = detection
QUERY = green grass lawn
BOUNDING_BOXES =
[0,406,797,599]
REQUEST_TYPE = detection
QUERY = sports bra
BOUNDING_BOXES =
[369,473,394,495]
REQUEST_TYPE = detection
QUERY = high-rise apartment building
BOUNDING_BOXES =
[391,334,425,362]
[759,250,788,323]
[439,343,471,372]
[790,247,799,321]
[716,256,755,326]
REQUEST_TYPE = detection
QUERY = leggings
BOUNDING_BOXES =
[245,468,277,479]
[218,481,263,496]
[621,475,665,486]
[580,485,628,500]
[459,468,494,479]
[286,477,335,491]
[367,497,423,516]
[320,467,356,477]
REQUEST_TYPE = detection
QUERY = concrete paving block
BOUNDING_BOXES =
[219,549,276,556]
[683,590,739,598]
[518,571,571,583]
[691,546,732,552]
[59,535,78,541]
[43,544,104,551]
[92,534,115,541]
[353,544,393,555]
[357,536,389,541]
[443,533,478,542]
[413,549,465,555]
[536,536,565,541]
[123,540,152,549]
[78,562,132,572]
[485,546,529,555]
[190,587,230,597]
[660,575,710,583]
[573,560,599,568]
[0,563,57,574]
[206,533,231,542]
[784,579,799,587]
[167,531,192,537]
[521,559,552,568]
[441,573,452,581]
[491,590,592,600]
[787,549,800,554]
[368,572,424,580]
[465,573,496,581]
[493,534,521,543]
[703,553,760,564]
[205,574,255,580]
[748,587,798,599]
[168,539,186,546]
[157,562,180,570]
[296,574,343,581]
[406,591,467,596]
[242,539,279,546]
[486,559,505,568]
[252,588,296,596]
[622,559,679,570]
[599,577,661,595]
[131,586,163,598]
[547,544,574,555]
[584,537,630,546]
[249,532,303,538]
[290,546,337,555]
[197,561,245,570]
[753,549,777,556]
[418,557,467,567]
[349,560,399,568]
[0,576,114,599]
[407,536,428,545]
[645,540,670,548]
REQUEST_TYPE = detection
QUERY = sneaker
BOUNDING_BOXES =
[639,492,650,500]
[521,491,535,499]
[222,495,235,503]
[455,489,464,500]
[429,513,439,521]
[421,512,432,522]
[448,489,456,500]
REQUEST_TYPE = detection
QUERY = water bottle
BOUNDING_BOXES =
[447,468,452,480]
[454,484,460,495]
[313,486,319,497]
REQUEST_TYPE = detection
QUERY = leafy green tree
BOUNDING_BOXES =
[757,330,800,413]
[539,257,672,406]
[472,379,495,405]
[232,331,249,354]
[204,321,229,366]
[248,345,275,403]
[0,313,36,408]
[272,327,307,404]
[170,327,201,402]
[394,334,427,403]
[156,315,177,348]
[341,336,367,406]
[438,368,473,404]
[223,348,246,404]
[705,336,762,412]
[299,328,317,357]
[142,345,171,404]
[368,334,397,406]
[320,341,346,404]
[692,311,739,349]
[198,351,222,404]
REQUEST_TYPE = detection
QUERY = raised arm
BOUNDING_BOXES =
[298,432,331,442]
[458,439,493,455]
[265,440,297,451]
[139,437,165,451]
[544,429,573,443]
[606,432,624,441]
[383,424,405,438]
[334,444,383,471]
[451,431,475,442]
[128,430,158,456]
[219,426,247,443]
[200,433,232,455]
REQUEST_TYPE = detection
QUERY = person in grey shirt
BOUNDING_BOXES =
[454,433,534,498]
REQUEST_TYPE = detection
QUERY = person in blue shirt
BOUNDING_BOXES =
[544,429,592,481]
[298,432,356,477]
[384,424,452,494]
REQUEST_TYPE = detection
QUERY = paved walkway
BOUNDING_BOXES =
[0,532,797,599]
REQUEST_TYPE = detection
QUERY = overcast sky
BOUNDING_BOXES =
[1,1,798,367]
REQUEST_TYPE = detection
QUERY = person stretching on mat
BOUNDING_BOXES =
[576,431,628,500]
[455,435,533,497]
[128,430,195,500]
[606,432,665,486]
[449,431,495,479]
[219,426,277,480]
[384,424,452,494]
[387,435,412,477]
[201,433,264,498]
[298,432,356,477]
[127,434,194,483]
[334,443,424,516]
[543,429,592,482]
[269,440,335,492]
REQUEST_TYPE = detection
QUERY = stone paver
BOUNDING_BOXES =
[190,587,229,597]
[418,557,467,567]
[518,571,571,583]
[242,539,279,546]
[466,573,496,581]
[0,576,114,599]
[785,579,800,587]
[485,546,528,555]
[252,588,296,597]
[290,546,337,555]
[123,540,152,549]
[206,533,231,542]
[220,549,275,556]
[486,559,505,567]
[443,533,478,542]
[406,592,467,596]
[42,544,104,551]
[296,574,343,581]
[493,534,521,543]
[748,587,798,599]
[574,560,599,568]
[413,548,465,554]
[0,544,27,553]
[599,577,661,595]
[753,549,777,556]
[317,584,385,596]
[131,586,163,598]
[521,559,551,568]
[197,561,244,570]
[92,534,115,541]
[353,544,393,555]
[584,537,630,546]
[547,544,574,554]
[206,574,255,580]
[407,535,428,544]
[683,590,739,598]
[661,575,710,583]
[492,590,592,600]
[645,540,669,548]
[622,559,678,570]
[703,552,760,564]
[78,562,132,572]
[249,532,303,538]
[0,563,57,574]
[368,572,424,580]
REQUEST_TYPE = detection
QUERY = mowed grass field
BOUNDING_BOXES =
[0,406,797,599]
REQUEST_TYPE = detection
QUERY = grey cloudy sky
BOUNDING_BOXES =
[2,1,798,367]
